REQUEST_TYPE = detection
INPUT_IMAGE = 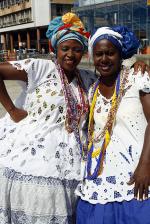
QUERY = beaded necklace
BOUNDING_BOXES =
[86,68,129,180]
[55,60,89,156]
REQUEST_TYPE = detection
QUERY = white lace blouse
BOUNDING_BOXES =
[76,68,150,204]
[0,58,94,181]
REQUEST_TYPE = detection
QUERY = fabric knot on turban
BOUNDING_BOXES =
[46,12,90,53]
[88,26,140,60]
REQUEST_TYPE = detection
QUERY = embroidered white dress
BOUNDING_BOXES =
[76,68,150,205]
[0,58,94,224]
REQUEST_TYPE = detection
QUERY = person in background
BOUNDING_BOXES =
[76,26,150,224]
[41,47,45,54]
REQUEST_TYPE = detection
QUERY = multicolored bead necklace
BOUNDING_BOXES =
[86,68,129,180]
[55,60,89,157]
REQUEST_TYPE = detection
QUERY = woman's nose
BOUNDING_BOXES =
[101,54,108,63]
[67,49,74,57]
[101,53,107,60]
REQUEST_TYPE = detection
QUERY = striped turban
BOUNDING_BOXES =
[46,12,90,53]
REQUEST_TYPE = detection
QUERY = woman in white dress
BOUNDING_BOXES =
[0,12,94,224]
[76,26,150,224]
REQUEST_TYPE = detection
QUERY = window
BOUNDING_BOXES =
[56,4,63,16]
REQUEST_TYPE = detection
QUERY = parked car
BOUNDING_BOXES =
[26,49,39,58]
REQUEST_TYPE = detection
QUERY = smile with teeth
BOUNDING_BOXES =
[65,60,74,65]
[100,64,111,71]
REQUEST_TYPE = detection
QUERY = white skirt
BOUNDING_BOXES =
[0,167,78,224]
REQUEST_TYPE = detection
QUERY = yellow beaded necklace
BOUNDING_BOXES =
[87,68,129,179]
[89,88,116,158]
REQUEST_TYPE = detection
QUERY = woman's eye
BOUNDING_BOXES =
[108,51,114,56]
[74,48,82,53]
[60,47,83,53]
[61,47,68,51]
[95,52,103,57]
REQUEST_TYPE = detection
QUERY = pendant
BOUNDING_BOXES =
[65,118,73,133]
[66,126,73,133]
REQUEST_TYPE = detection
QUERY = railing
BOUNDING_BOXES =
[0,51,55,62]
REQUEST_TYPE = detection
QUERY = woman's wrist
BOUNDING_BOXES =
[138,156,150,166]
[8,105,16,114]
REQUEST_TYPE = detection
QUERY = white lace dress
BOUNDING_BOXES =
[0,58,94,224]
[76,68,150,205]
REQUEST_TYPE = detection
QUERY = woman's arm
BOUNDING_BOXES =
[0,62,28,122]
[128,92,150,201]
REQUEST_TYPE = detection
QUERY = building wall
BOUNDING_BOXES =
[78,0,114,7]
[0,0,50,31]
[0,0,73,51]
[51,3,73,18]
[74,0,150,48]
[0,0,32,29]
[32,0,50,26]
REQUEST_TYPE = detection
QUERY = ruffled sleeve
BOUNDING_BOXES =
[9,58,56,92]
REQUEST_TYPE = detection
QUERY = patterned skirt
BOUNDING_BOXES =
[0,167,79,224]
[76,198,150,224]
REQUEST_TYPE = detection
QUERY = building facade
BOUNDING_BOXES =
[0,0,74,52]
[74,0,150,50]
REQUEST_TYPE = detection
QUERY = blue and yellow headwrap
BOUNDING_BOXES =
[88,26,140,60]
[46,12,90,53]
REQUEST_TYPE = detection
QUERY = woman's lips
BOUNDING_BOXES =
[65,60,74,65]
[99,64,111,72]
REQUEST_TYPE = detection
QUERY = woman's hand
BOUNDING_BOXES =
[133,61,150,75]
[9,107,28,122]
[128,162,150,201]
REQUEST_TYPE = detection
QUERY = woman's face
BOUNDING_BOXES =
[57,39,84,75]
[93,39,121,78]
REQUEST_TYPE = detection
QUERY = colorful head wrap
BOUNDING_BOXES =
[46,12,90,53]
[88,26,140,60]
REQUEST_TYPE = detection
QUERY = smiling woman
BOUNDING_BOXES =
[0,12,95,224]
[93,39,121,77]
[76,26,150,224]
[57,40,84,82]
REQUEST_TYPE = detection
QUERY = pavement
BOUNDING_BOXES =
[0,80,22,118]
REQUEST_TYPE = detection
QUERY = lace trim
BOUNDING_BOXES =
[0,208,74,224]
[3,167,79,189]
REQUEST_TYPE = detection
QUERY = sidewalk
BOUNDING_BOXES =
[0,81,21,117]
